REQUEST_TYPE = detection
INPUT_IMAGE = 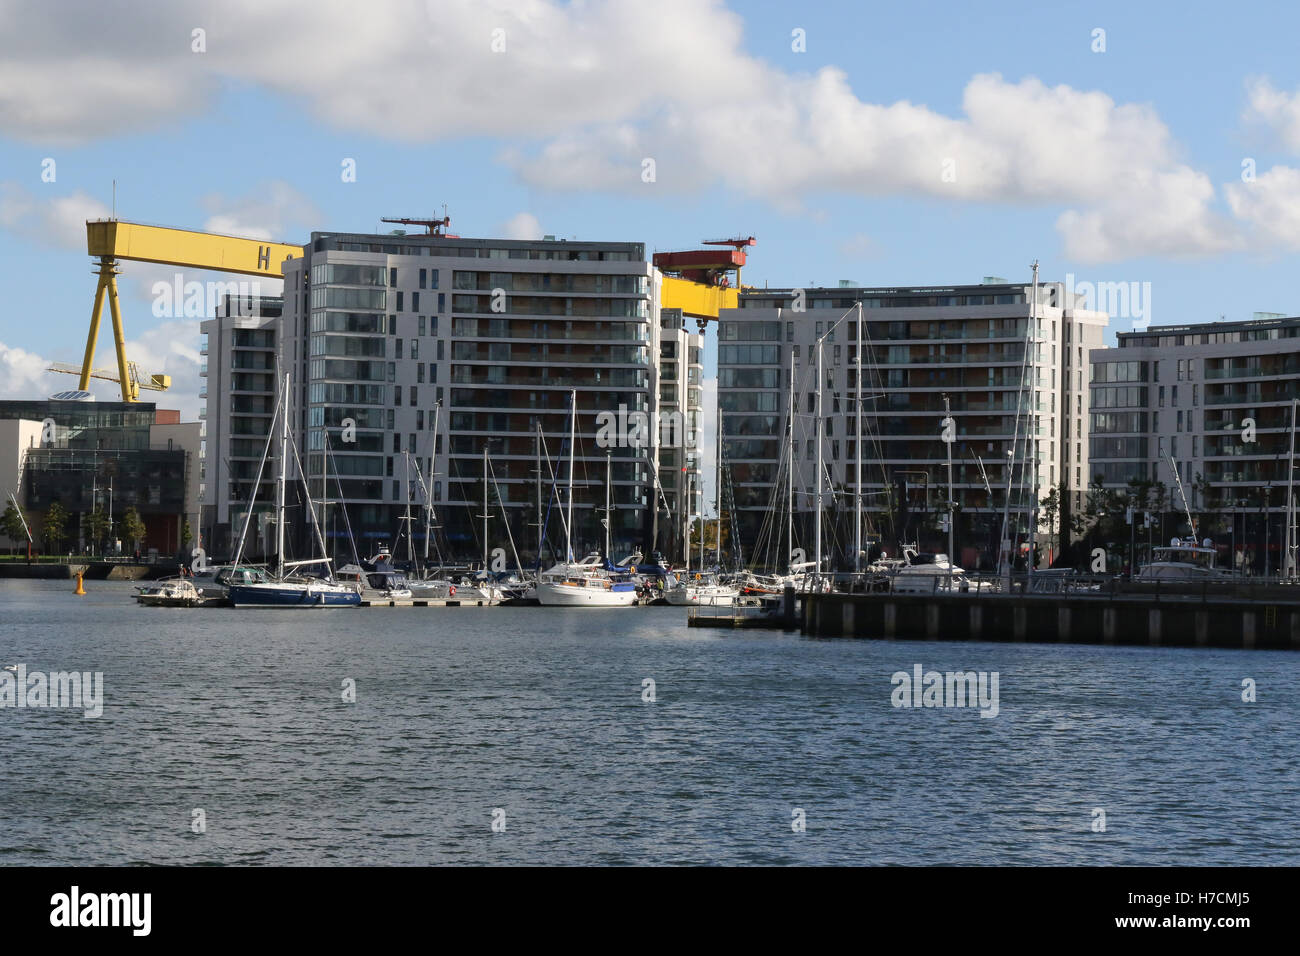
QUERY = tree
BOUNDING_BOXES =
[119,507,146,555]
[84,508,110,554]
[41,502,69,553]
[180,518,194,552]
[1,502,27,555]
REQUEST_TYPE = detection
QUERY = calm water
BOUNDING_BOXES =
[0,578,1295,865]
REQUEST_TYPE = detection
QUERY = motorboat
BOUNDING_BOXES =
[1136,538,1231,581]
[889,552,984,593]
[135,577,202,607]
[336,564,413,601]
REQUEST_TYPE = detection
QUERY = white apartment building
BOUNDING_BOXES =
[719,280,1108,571]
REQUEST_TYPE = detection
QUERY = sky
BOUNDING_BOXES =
[4,0,1300,509]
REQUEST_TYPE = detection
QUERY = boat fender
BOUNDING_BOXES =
[449,585,456,597]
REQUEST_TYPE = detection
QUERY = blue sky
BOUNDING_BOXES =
[3,0,1300,432]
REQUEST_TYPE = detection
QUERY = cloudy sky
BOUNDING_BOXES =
[2,0,1300,503]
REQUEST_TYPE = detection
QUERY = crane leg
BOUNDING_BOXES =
[78,259,113,391]
[104,264,135,402]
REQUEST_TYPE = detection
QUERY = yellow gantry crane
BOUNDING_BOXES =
[60,218,744,401]
[62,219,302,402]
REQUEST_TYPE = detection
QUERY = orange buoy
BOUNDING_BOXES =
[74,571,86,596]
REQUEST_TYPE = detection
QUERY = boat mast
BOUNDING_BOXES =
[275,371,288,580]
[715,406,723,571]
[815,332,824,588]
[1288,398,1297,578]
[604,450,612,558]
[482,445,490,572]
[787,351,795,576]
[1026,260,1039,583]
[683,469,691,571]
[404,450,414,566]
[424,400,440,565]
[943,393,955,591]
[535,424,544,564]
[566,389,576,563]
[854,301,863,575]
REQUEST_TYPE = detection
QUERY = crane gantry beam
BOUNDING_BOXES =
[80,219,302,401]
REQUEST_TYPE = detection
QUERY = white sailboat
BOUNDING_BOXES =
[534,391,638,607]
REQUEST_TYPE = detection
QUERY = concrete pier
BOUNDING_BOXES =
[803,591,1300,650]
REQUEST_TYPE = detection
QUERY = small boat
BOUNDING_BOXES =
[336,564,413,601]
[664,574,740,606]
[135,577,202,607]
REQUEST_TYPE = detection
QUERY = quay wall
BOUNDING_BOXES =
[803,592,1300,651]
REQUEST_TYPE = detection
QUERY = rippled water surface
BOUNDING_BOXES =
[1,578,1295,865]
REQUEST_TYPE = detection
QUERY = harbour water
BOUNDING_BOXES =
[1,578,1296,866]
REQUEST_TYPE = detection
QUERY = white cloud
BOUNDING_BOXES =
[0,183,110,249]
[836,233,880,260]
[0,321,204,420]
[200,181,321,241]
[0,0,1262,262]
[499,211,542,240]
[1224,165,1300,249]
[1243,77,1300,153]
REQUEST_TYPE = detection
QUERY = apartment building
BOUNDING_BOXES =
[718,281,1108,571]
[655,307,704,562]
[1088,315,1300,572]
[198,296,281,556]
[204,230,703,564]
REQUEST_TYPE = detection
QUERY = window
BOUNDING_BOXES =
[396,291,404,312]
[419,268,427,289]
[418,315,426,336]
[394,386,402,405]
[389,268,397,287]
[396,339,403,360]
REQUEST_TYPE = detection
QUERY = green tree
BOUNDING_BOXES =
[1,502,27,555]
[119,507,146,555]
[41,502,69,553]
[180,518,194,552]
[84,508,110,554]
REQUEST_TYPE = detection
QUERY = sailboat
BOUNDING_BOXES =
[534,391,638,607]
[226,374,361,608]
[665,408,739,606]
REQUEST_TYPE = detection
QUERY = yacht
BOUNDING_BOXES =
[533,391,638,608]
[1136,539,1229,581]
[135,577,202,607]
[664,574,740,606]
[224,373,361,609]
[534,553,639,607]
[336,564,413,601]
[890,552,983,593]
